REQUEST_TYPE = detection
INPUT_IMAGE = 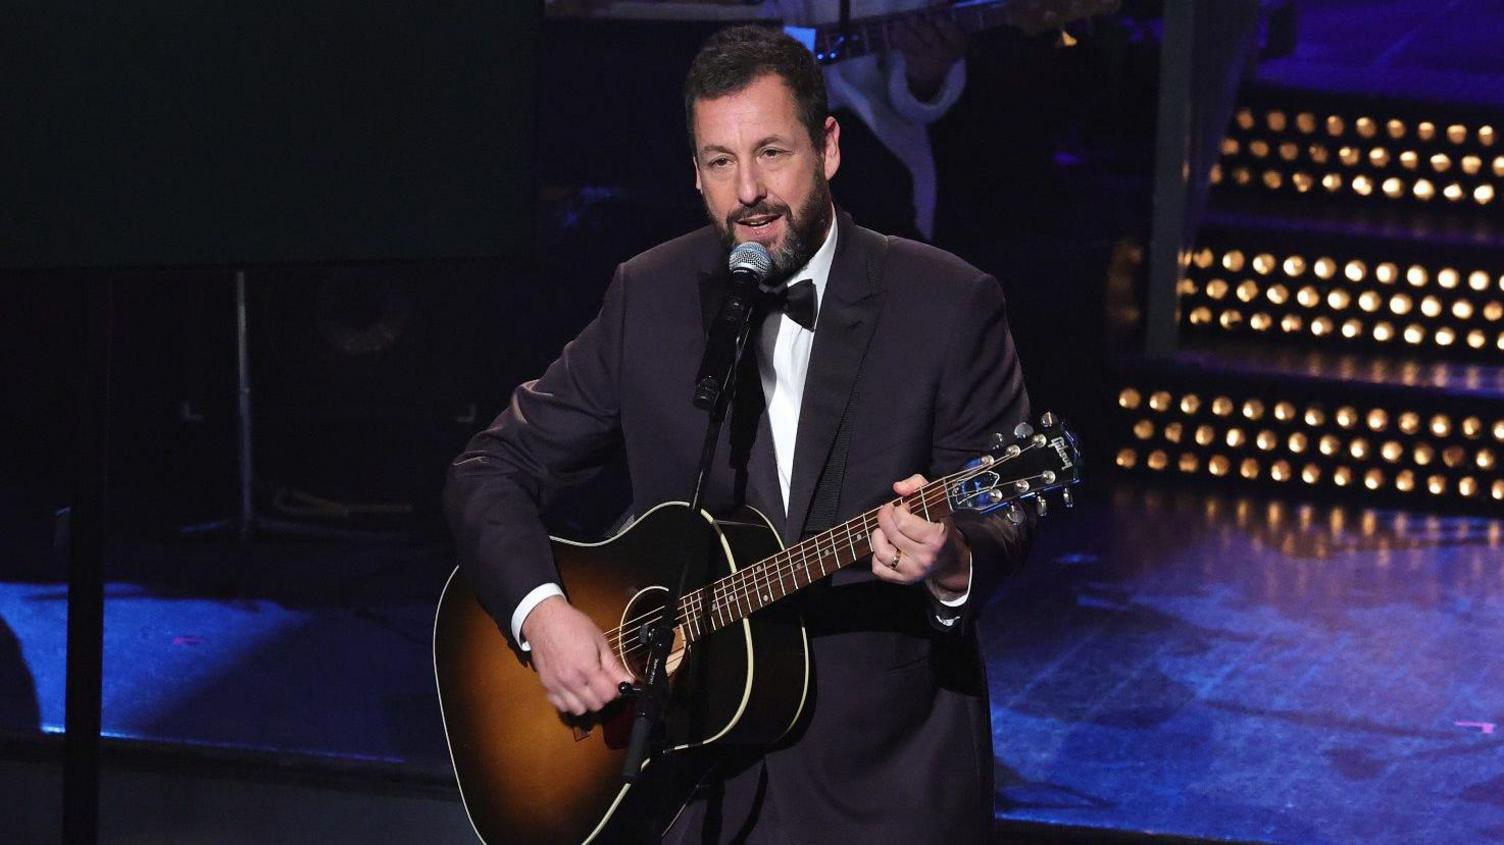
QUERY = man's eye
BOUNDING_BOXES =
[761,149,786,159]
[708,158,730,168]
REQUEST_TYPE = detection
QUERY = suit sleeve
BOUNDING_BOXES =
[927,273,1037,634]
[443,265,630,643]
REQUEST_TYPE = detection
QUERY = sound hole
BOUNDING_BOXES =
[616,587,687,681]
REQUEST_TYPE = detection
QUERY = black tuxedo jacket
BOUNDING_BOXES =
[446,211,1033,843]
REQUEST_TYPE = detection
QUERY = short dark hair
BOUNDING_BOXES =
[683,25,829,154]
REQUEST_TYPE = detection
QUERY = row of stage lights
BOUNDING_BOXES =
[1215,108,1501,206]
[1113,386,1504,503]
[1180,248,1504,353]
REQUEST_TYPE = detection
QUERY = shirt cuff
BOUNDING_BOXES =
[886,53,966,124]
[511,582,566,651]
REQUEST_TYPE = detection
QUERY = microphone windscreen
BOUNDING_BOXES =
[728,241,773,283]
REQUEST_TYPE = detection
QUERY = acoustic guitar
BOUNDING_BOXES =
[433,412,1080,844]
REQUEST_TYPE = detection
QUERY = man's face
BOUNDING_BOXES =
[691,73,841,282]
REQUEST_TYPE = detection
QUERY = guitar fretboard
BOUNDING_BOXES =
[812,1,994,64]
[673,480,959,644]
[806,0,1110,65]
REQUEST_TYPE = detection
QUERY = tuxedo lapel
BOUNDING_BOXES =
[698,264,728,334]
[785,213,886,540]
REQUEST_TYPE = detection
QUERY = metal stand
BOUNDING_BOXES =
[620,261,764,784]
[64,274,111,845]
[179,270,399,542]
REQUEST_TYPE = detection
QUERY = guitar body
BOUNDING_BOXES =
[433,503,809,845]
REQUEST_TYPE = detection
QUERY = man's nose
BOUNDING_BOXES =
[735,163,766,206]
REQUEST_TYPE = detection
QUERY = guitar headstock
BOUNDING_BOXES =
[947,412,1081,521]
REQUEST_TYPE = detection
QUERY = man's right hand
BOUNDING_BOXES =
[521,595,636,716]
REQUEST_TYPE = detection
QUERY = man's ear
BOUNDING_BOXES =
[693,155,702,192]
[822,115,841,181]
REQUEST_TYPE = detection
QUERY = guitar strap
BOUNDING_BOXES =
[801,231,890,539]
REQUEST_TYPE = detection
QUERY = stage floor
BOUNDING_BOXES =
[989,482,1504,845]
[3,479,1503,843]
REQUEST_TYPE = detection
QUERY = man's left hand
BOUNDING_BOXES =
[890,11,967,103]
[870,474,971,594]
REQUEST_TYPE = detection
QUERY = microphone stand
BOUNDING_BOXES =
[619,256,765,791]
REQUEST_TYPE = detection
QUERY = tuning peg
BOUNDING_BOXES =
[1036,497,1049,517]
[1039,411,1059,429]
[990,431,1008,449]
[1061,488,1074,509]
[1005,504,1025,525]
[1013,421,1035,439]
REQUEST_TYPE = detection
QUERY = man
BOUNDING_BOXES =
[446,25,1032,843]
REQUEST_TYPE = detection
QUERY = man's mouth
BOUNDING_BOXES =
[736,213,782,231]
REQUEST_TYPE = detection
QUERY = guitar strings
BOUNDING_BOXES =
[601,453,994,652]
[605,471,1058,665]
[602,444,1054,656]
[603,446,1058,658]
[607,463,1058,661]
[601,442,1053,654]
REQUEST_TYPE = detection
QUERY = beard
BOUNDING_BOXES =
[710,168,834,288]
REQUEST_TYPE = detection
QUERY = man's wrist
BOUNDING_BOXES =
[925,535,973,597]
[926,567,969,598]
[512,583,566,650]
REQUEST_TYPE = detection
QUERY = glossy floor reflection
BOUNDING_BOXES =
[985,480,1504,845]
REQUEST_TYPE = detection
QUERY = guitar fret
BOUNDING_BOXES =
[734,571,749,618]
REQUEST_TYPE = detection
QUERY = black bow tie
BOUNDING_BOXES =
[764,279,818,331]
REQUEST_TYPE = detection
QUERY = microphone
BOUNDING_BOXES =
[692,242,773,409]
[729,241,774,292]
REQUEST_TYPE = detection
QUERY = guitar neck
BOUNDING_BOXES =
[676,479,959,644]
[810,1,1008,64]
[805,0,1112,65]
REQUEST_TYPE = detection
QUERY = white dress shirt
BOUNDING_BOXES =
[512,213,968,648]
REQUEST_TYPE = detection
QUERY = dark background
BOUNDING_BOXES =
[0,6,1153,548]
[1,2,538,269]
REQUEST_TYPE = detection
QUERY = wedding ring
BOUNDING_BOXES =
[888,551,902,569]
